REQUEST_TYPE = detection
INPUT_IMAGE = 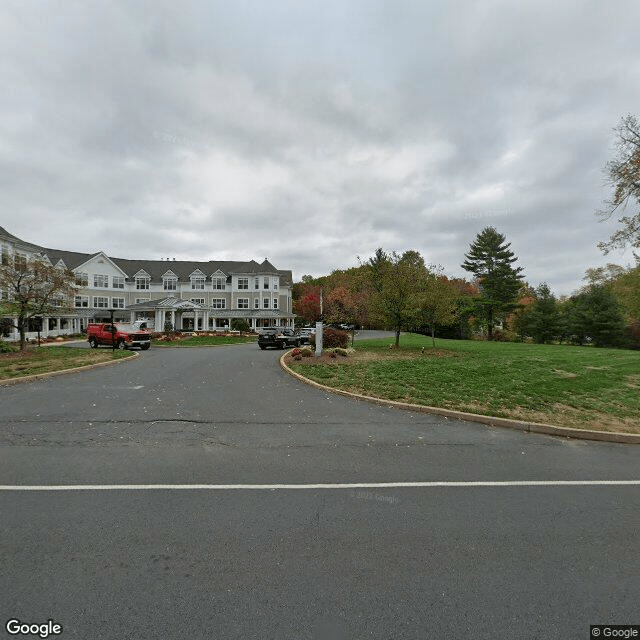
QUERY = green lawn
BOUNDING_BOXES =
[290,335,640,433]
[0,346,132,380]
[154,334,257,347]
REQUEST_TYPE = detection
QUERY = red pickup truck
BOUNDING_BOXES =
[87,323,151,350]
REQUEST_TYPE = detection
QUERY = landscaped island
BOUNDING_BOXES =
[288,335,640,434]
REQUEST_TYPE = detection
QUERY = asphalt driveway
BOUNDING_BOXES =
[0,342,638,639]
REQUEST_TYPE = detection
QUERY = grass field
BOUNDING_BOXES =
[290,334,640,433]
[154,334,257,347]
[0,346,132,380]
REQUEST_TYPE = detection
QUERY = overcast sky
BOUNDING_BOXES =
[1,1,638,295]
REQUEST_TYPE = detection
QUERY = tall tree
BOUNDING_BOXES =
[364,249,427,347]
[293,286,321,324]
[612,262,640,322]
[566,285,626,347]
[597,114,640,254]
[0,256,76,351]
[415,268,459,347]
[518,283,561,344]
[461,227,525,338]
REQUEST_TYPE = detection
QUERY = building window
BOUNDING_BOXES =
[93,274,109,288]
[136,276,150,290]
[254,277,260,289]
[254,298,259,309]
[212,277,225,290]
[263,277,269,289]
[112,297,125,309]
[163,277,177,291]
[273,278,278,290]
[212,298,226,309]
[190,298,205,304]
[1,245,9,265]
[263,298,270,309]
[74,296,89,308]
[14,253,27,270]
[237,277,249,290]
[237,298,249,309]
[51,297,64,307]
[112,276,125,289]
[273,297,278,309]
[93,296,109,308]
[191,276,205,290]
[75,272,88,286]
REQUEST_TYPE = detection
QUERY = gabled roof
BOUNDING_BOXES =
[126,297,206,310]
[71,251,129,276]
[0,227,293,285]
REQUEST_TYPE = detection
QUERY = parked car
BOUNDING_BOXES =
[86,323,151,350]
[297,327,316,344]
[258,327,301,350]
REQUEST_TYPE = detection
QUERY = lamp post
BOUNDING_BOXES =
[315,287,323,357]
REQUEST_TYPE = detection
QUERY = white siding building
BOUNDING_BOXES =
[0,227,294,341]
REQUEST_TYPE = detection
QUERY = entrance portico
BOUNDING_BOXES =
[125,297,295,331]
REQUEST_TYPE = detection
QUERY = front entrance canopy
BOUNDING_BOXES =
[125,297,295,330]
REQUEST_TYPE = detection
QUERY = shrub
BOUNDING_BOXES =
[291,348,302,356]
[300,347,313,357]
[334,347,349,356]
[309,327,349,349]
[231,318,251,332]
[0,341,17,353]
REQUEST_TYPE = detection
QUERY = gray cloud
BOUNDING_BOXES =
[1,0,639,296]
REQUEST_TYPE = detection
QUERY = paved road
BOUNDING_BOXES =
[0,342,638,639]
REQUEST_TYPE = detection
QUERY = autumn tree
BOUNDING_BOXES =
[597,114,640,254]
[461,227,525,338]
[293,286,322,324]
[0,256,76,351]
[415,268,459,347]
[363,248,428,346]
[612,262,640,322]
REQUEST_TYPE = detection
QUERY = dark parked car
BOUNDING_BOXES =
[258,327,301,350]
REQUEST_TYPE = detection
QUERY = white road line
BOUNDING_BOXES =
[0,481,639,491]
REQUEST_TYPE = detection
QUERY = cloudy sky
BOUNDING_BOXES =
[1,1,638,294]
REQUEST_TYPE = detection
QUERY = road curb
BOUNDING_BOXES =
[0,351,138,386]
[279,353,640,445]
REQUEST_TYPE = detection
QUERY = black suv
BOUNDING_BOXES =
[258,327,301,350]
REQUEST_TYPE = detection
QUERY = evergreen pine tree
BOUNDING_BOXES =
[461,227,525,338]
[518,283,561,343]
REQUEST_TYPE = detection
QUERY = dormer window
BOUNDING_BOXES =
[191,276,205,290]
[212,277,225,290]
[136,276,150,290]
[163,277,177,291]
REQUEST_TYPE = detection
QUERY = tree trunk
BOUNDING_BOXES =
[431,325,436,348]
[18,315,27,351]
[395,328,400,347]
[487,308,494,339]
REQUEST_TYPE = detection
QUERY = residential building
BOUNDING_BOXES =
[0,226,294,341]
